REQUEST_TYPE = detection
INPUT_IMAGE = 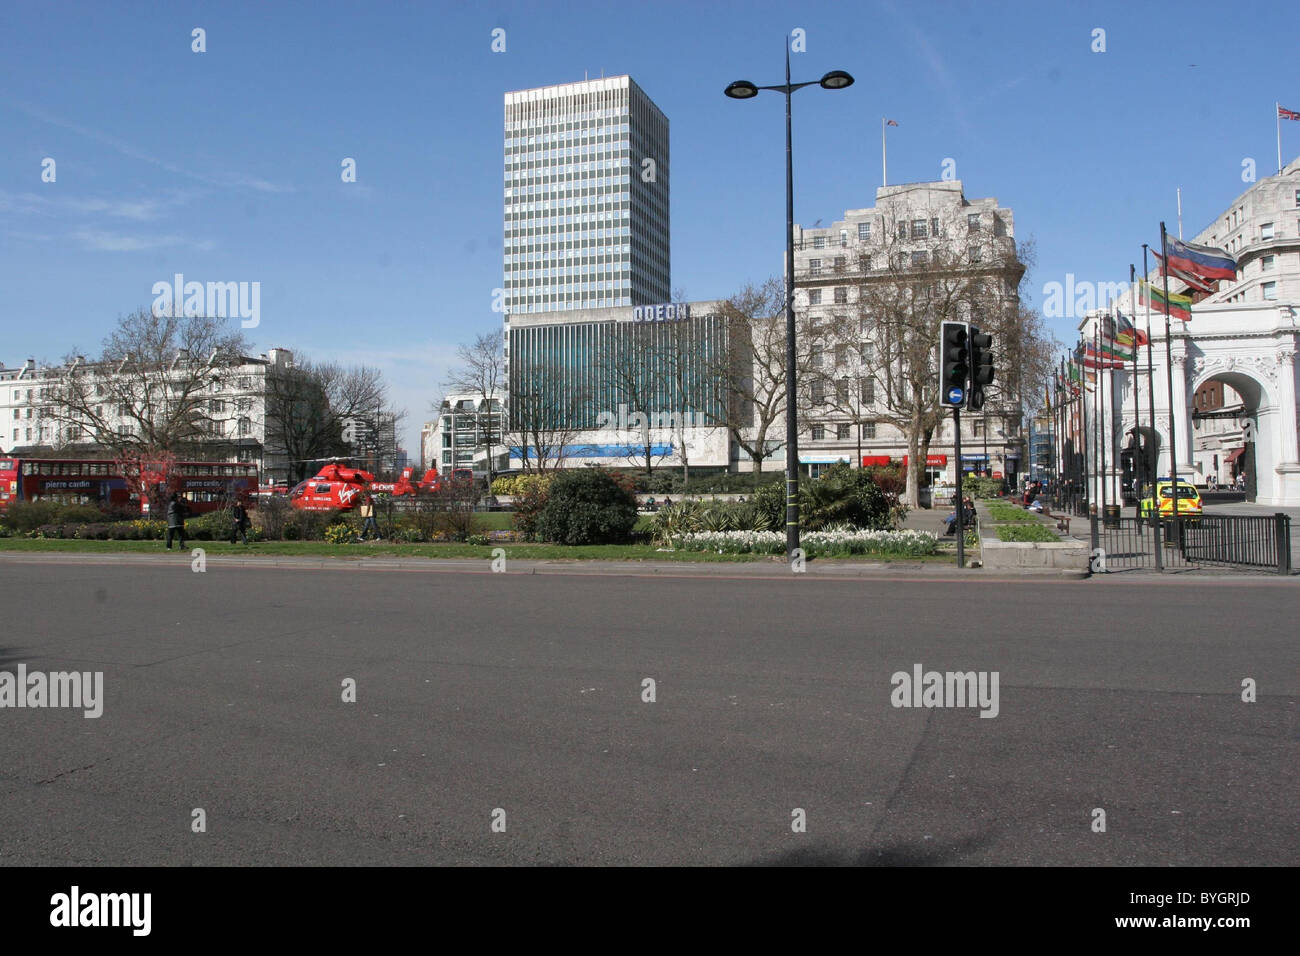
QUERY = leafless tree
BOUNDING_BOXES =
[804,205,1028,506]
[505,358,588,473]
[263,357,393,483]
[442,332,505,483]
[711,277,823,479]
[36,307,250,457]
[596,323,670,475]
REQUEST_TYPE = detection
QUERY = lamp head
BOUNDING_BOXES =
[819,70,854,90]
[724,80,759,99]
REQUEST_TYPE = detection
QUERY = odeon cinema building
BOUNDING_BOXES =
[503,301,743,471]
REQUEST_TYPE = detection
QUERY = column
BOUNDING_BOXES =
[1171,352,1195,473]
[1274,346,1300,506]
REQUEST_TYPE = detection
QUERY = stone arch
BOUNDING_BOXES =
[1190,365,1275,502]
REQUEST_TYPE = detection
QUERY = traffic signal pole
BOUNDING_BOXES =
[953,406,965,568]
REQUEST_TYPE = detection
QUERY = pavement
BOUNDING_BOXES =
[0,557,1295,866]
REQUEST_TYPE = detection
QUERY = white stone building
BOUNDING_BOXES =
[790,180,1027,493]
[0,348,296,482]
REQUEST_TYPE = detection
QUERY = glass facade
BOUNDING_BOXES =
[503,76,670,314]
[507,309,730,430]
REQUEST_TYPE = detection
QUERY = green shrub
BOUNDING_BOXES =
[511,478,552,541]
[751,464,893,532]
[533,468,638,545]
[492,473,556,497]
[184,510,231,541]
[3,501,83,533]
[962,474,1006,499]
[804,463,893,531]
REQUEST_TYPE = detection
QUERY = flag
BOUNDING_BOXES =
[886,119,899,127]
[1280,105,1300,121]
[1151,250,1216,292]
[1088,342,1132,364]
[1045,384,1051,413]
[1164,236,1237,282]
[1080,346,1128,368]
[1116,311,1149,347]
[1140,280,1192,321]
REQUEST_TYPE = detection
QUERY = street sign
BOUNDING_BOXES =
[947,385,965,405]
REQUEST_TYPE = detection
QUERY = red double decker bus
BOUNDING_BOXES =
[0,458,258,515]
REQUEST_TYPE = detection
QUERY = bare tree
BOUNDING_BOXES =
[263,358,392,484]
[711,278,821,479]
[37,307,250,457]
[442,332,505,483]
[505,358,588,473]
[596,323,669,475]
[805,204,1027,507]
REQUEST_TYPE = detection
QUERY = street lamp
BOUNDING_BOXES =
[725,51,854,559]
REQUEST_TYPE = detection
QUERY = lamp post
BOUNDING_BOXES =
[725,50,854,559]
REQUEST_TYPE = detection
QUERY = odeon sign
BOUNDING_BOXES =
[631,302,690,323]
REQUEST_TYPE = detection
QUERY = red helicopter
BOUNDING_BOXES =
[288,458,443,512]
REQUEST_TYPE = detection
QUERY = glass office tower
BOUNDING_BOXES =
[503,76,670,315]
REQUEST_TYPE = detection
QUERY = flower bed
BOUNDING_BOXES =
[673,528,938,557]
[995,524,1058,542]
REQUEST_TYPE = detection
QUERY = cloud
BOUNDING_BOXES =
[70,228,192,252]
[0,189,187,221]
[2,95,294,194]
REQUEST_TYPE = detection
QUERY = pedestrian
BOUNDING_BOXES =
[1208,473,1219,492]
[165,493,188,550]
[229,499,250,544]
[359,495,379,540]
[1235,472,1246,492]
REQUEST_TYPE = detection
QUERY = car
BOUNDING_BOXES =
[1138,478,1202,522]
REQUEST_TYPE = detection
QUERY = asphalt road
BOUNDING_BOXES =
[0,556,1295,866]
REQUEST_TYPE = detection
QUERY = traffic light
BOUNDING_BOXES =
[938,321,970,407]
[967,327,994,411]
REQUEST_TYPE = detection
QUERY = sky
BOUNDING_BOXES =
[2,0,1297,458]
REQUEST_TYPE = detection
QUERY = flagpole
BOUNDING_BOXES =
[1142,244,1162,569]
[1278,102,1284,175]
[1160,221,1180,531]
[1057,357,1065,506]
[1095,320,1103,516]
[881,117,887,188]
[1098,314,1107,520]
[1177,188,1183,240]
[1130,263,1141,519]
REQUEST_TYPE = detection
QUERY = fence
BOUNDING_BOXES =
[1089,514,1292,574]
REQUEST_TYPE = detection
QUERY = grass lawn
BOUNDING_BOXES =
[0,537,762,562]
[0,534,961,564]
[995,524,1059,542]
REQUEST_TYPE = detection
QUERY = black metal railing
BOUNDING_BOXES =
[1088,513,1292,574]
[1181,514,1292,573]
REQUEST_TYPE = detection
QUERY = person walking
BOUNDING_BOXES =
[229,499,250,544]
[165,493,188,550]
[359,495,379,540]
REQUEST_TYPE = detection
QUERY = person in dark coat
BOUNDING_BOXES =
[229,500,250,544]
[165,493,188,550]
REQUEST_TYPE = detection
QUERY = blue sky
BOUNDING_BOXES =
[2,0,1296,455]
